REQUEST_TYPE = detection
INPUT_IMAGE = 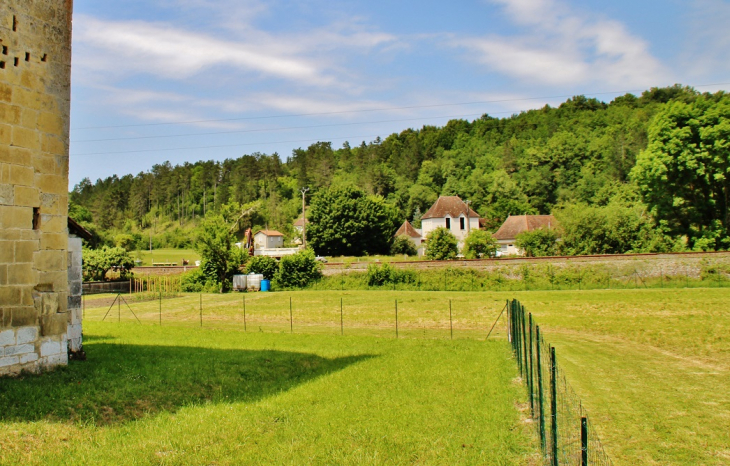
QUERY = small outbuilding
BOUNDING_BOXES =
[493,215,558,256]
[254,230,285,250]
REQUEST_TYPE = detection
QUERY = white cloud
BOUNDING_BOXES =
[453,0,669,88]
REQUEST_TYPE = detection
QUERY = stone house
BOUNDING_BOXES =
[493,215,558,256]
[1,1,75,376]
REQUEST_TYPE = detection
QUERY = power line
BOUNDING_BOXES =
[71,82,730,131]
[71,135,380,157]
[71,112,487,143]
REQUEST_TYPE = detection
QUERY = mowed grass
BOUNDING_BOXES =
[133,248,199,266]
[0,324,538,466]
[508,288,730,466]
[85,288,730,465]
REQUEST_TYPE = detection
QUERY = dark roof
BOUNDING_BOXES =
[255,230,284,237]
[421,196,480,220]
[493,215,558,240]
[394,221,421,238]
[68,217,92,240]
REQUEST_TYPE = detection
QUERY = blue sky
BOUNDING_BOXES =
[69,0,730,187]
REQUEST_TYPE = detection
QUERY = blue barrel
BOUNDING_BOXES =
[260,279,271,292]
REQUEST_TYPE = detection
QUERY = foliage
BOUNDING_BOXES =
[425,227,458,260]
[246,256,279,280]
[194,215,242,292]
[275,249,323,289]
[515,228,560,257]
[69,86,728,257]
[462,229,498,258]
[308,185,399,256]
[366,263,417,286]
[82,246,135,281]
[180,267,220,293]
[390,235,418,256]
[632,95,730,250]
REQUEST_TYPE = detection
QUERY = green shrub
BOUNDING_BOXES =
[425,227,458,260]
[462,230,498,258]
[82,246,135,281]
[515,228,559,257]
[246,256,279,280]
[391,235,418,256]
[275,249,322,288]
[366,263,416,286]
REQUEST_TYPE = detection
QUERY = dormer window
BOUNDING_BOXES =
[460,217,465,230]
[445,218,451,229]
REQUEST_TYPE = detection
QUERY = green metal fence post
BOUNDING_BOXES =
[536,326,546,452]
[581,416,588,466]
[550,346,558,466]
[522,306,529,382]
[528,313,534,417]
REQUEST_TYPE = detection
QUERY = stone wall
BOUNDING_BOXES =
[0,0,74,376]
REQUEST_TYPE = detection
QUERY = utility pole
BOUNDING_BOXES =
[300,187,310,249]
[465,199,471,237]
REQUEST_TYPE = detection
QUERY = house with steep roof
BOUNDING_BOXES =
[493,215,558,256]
[420,196,480,244]
[396,196,481,255]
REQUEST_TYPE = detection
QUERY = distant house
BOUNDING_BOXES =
[394,220,424,253]
[396,196,481,255]
[420,196,480,244]
[293,216,308,234]
[254,230,285,250]
[493,215,558,256]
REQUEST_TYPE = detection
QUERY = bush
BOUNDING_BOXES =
[462,230,498,258]
[82,246,135,281]
[275,249,322,288]
[515,228,559,257]
[180,267,219,293]
[246,256,279,280]
[391,235,418,256]
[366,263,416,286]
[425,227,458,260]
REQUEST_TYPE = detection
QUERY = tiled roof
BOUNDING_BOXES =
[421,196,480,220]
[255,230,284,237]
[493,215,558,240]
[395,221,421,238]
[293,217,309,226]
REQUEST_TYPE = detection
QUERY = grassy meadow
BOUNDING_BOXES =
[84,287,730,465]
[0,323,537,466]
[132,248,200,266]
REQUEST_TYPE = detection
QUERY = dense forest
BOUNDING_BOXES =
[70,85,730,254]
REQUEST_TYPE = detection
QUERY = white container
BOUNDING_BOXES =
[232,275,247,292]
[247,273,264,291]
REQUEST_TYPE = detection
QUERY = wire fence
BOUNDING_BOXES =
[82,291,510,341]
[508,299,612,466]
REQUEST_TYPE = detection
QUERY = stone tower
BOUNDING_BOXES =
[0,1,74,376]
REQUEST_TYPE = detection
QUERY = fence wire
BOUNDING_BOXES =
[509,299,612,466]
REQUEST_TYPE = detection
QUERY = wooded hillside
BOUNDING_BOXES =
[70,85,730,253]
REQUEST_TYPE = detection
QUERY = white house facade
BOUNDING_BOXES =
[420,196,480,245]
[254,230,285,250]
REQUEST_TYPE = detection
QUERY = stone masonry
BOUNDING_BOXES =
[0,1,74,376]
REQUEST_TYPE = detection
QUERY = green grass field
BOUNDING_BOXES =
[132,248,200,266]
[0,323,537,465]
[84,288,730,465]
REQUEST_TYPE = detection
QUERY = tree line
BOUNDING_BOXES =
[71,84,730,255]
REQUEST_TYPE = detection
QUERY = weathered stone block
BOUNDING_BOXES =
[0,183,14,205]
[40,339,61,357]
[0,124,10,145]
[2,206,32,229]
[0,355,20,368]
[0,329,14,346]
[0,286,22,305]
[38,111,64,135]
[40,312,66,336]
[8,263,34,284]
[0,103,21,125]
[16,326,37,344]
[11,306,37,327]
[0,241,14,262]
[31,153,57,175]
[20,352,39,364]
[14,241,37,263]
[21,108,39,129]
[37,249,65,272]
[41,134,65,158]
[13,185,39,207]
[40,214,66,234]
[5,344,34,356]
[11,126,41,151]
[34,173,66,195]
[0,83,12,103]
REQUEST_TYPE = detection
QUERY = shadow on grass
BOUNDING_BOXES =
[0,343,374,425]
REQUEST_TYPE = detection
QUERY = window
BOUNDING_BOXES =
[32,207,41,230]
[460,217,465,230]
[445,218,451,229]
